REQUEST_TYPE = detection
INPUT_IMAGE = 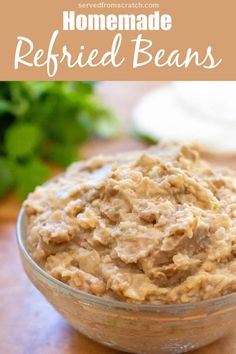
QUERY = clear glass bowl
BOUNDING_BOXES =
[17,208,236,354]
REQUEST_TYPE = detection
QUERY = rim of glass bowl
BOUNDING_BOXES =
[17,207,236,313]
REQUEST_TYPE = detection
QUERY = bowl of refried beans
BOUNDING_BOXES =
[17,143,236,354]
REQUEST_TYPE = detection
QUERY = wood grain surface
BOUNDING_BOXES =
[1,82,236,354]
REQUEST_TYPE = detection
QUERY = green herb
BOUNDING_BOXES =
[14,159,51,199]
[5,123,41,159]
[130,129,159,145]
[0,82,119,199]
[0,157,14,198]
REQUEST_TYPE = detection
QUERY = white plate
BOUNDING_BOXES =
[133,82,236,154]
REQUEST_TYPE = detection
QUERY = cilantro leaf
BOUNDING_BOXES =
[0,82,119,200]
[0,157,14,198]
[4,123,41,159]
[14,159,50,199]
[130,129,159,145]
[43,143,79,167]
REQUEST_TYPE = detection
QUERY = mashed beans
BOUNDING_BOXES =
[24,143,236,304]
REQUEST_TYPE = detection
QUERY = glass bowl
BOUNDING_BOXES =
[17,208,236,354]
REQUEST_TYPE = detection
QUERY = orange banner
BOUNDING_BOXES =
[0,0,235,80]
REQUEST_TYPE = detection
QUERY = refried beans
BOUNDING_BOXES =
[24,143,236,304]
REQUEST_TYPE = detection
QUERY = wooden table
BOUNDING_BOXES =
[1,82,236,354]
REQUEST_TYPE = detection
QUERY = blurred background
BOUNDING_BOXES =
[1,81,236,221]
